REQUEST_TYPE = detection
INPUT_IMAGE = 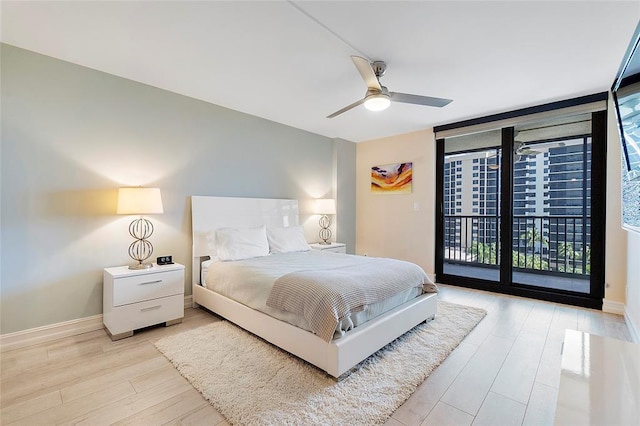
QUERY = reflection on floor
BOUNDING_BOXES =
[388,284,633,426]
[554,329,640,425]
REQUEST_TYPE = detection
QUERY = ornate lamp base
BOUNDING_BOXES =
[318,214,332,245]
[128,262,153,270]
[127,217,155,269]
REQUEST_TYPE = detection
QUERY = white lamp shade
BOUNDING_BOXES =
[117,187,164,215]
[314,198,336,215]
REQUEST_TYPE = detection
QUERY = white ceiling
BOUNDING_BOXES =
[1,1,639,142]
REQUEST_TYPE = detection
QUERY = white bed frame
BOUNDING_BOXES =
[191,196,437,378]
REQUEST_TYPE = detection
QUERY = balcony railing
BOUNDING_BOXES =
[444,215,591,276]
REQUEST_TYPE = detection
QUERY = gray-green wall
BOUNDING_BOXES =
[1,44,356,334]
[334,138,356,253]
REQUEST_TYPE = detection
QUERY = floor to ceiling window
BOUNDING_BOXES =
[435,94,607,309]
[442,130,502,283]
[511,119,592,294]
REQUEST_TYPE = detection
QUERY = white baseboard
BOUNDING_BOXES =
[0,314,104,353]
[1,295,195,352]
[602,298,626,315]
[602,298,640,343]
[625,308,640,343]
[184,295,193,309]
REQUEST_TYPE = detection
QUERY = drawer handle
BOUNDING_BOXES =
[140,305,162,312]
[138,280,163,286]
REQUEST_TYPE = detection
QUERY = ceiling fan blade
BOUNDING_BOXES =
[390,92,453,107]
[515,142,541,156]
[351,56,381,91]
[326,98,365,119]
[518,148,541,156]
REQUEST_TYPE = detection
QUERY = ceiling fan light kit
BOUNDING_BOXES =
[327,55,452,118]
[364,92,391,111]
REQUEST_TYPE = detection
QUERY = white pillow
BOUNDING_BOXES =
[215,225,269,261]
[206,230,219,260]
[267,226,311,254]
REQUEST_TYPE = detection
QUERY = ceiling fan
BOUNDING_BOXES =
[487,142,542,169]
[327,56,453,118]
[515,141,542,157]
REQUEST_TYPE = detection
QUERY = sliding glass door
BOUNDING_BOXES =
[435,97,607,309]
[510,118,592,294]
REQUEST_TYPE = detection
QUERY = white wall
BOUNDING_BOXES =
[625,232,640,341]
[356,129,436,278]
[604,97,628,309]
[0,44,356,334]
[607,97,640,341]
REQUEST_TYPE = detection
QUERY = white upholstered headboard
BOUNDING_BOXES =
[191,196,300,285]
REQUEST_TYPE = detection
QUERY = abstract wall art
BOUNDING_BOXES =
[371,162,413,194]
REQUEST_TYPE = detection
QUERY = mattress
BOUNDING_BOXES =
[203,251,431,339]
[202,258,214,286]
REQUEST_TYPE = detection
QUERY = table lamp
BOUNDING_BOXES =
[314,198,336,245]
[117,187,164,269]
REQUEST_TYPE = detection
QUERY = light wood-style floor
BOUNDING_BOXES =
[0,285,633,426]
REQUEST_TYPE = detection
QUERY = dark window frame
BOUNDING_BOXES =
[435,93,607,310]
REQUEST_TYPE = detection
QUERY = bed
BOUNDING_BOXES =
[191,196,438,378]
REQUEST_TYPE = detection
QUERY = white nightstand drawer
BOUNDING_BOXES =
[108,294,184,335]
[113,269,183,306]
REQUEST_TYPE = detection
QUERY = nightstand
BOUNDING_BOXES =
[309,242,346,254]
[103,263,185,340]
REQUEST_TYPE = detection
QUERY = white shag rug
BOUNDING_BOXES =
[155,301,486,425]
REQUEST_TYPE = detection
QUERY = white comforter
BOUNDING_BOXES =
[205,251,436,339]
